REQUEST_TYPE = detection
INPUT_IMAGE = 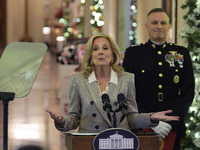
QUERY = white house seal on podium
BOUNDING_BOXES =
[93,128,139,150]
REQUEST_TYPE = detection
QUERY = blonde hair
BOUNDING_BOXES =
[81,33,124,78]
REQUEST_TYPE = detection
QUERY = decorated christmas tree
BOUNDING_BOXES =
[180,0,200,149]
[90,0,104,33]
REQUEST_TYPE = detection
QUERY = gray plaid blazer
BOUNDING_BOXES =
[56,71,156,133]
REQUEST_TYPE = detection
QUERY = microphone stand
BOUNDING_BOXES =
[112,108,121,128]
[111,108,127,128]
[102,93,127,128]
[112,110,117,128]
[107,112,112,123]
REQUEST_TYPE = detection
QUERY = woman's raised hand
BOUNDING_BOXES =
[150,110,180,122]
[46,109,65,126]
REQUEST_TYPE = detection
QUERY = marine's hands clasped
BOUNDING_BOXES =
[46,109,65,127]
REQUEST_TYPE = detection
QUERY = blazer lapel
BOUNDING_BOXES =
[84,80,113,126]
[107,82,121,99]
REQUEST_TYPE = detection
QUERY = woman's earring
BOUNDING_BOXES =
[110,60,113,65]
[90,60,94,66]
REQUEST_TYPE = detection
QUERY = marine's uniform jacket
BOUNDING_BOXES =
[122,40,195,137]
[56,71,157,133]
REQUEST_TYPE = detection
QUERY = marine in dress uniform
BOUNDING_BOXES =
[122,40,195,149]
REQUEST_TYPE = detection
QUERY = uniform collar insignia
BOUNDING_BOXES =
[163,44,166,48]
[151,43,166,49]
[152,44,156,49]
[149,40,167,49]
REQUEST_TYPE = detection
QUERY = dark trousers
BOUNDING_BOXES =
[173,133,181,150]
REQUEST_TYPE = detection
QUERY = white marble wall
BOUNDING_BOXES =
[6,0,188,47]
[102,0,117,42]
[176,0,188,47]
[7,0,25,43]
[6,0,63,43]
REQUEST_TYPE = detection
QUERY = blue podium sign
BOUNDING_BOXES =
[93,128,139,150]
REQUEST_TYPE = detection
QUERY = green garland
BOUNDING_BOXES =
[180,0,200,149]
[90,0,104,33]
[129,0,137,45]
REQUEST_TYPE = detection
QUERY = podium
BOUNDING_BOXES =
[65,133,160,150]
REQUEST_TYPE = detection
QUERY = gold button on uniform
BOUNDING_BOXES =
[142,70,145,73]
[175,69,178,72]
[158,62,162,66]
[158,51,162,55]
[158,85,162,89]
[159,73,163,77]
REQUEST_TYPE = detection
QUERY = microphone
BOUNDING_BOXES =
[117,93,128,122]
[101,93,112,122]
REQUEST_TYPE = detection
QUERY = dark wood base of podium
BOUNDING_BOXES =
[65,134,160,150]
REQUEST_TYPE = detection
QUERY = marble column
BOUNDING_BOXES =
[175,0,187,47]
[116,0,131,51]
[102,0,117,42]
[83,0,92,38]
